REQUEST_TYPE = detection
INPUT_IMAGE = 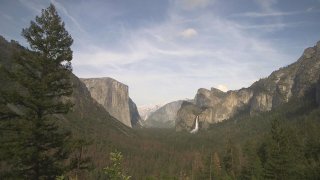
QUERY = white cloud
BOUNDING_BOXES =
[180,28,198,38]
[217,84,228,92]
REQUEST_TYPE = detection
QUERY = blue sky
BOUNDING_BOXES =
[1,0,320,106]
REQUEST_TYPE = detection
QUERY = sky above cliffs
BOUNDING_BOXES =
[1,0,320,106]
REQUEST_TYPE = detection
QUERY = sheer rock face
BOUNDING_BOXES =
[176,41,320,131]
[129,98,142,127]
[316,79,320,106]
[67,74,131,135]
[144,100,184,128]
[81,78,141,128]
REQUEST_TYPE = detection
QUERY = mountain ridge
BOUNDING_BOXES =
[176,40,320,131]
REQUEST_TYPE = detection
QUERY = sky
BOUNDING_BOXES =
[0,0,320,106]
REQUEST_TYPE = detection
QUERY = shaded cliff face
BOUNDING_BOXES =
[81,78,135,127]
[176,41,320,131]
[144,100,184,128]
[316,78,320,106]
[129,98,142,127]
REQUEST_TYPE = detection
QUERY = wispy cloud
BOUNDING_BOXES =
[236,11,302,18]
[72,1,294,105]
[235,22,304,31]
[18,0,43,14]
[50,0,86,34]
[3,0,315,105]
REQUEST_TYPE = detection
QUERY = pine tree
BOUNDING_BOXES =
[240,142,263,180]
[264,119,293,180]
[0,4,74,179]
[223,139,240,179]
[69,139,93,179]
[210,152,222,180]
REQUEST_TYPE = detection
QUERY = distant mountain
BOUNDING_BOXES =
[144,99,193,128]
[138,103,164,121]
[176,41,320,131]
[81,78,142,128]
[144,101,183,128]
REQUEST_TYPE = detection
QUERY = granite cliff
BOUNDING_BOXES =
[81,78,141,127]
[64,74,132,136]
[176,41,320,131]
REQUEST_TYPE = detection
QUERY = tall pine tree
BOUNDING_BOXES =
[264,118,294,180]
[0,4,74,179]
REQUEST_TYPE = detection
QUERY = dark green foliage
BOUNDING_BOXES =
[222,139,241,179]
[240,142,263,180]
[0,4,74,179]
[264,119,292,179]
[22,4,73,70]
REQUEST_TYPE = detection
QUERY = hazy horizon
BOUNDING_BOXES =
[1,0,320,106]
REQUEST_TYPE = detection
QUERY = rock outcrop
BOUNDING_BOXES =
[176,41,320,131]
[81,78,141,127]
[144,100,184,128]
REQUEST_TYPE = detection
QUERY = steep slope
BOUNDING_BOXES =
[63,74,132,136]
[176,41,320,131]
[81,78,142,127]
[144,100,184,128]
[0,35,132,137]
[129,98,142,127]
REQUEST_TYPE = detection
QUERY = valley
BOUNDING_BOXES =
[1,34,320,179]
[1,1,320,179]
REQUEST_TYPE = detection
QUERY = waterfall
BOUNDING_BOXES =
[190,116,199,134]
